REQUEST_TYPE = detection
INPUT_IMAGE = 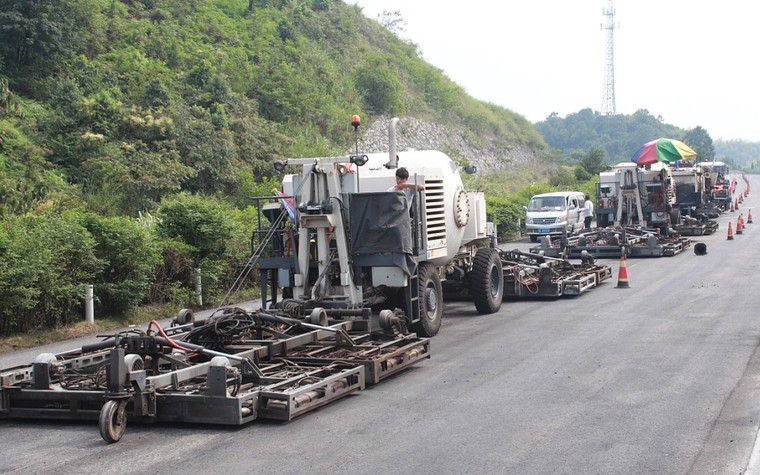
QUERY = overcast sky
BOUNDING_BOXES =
[351,0,760,142]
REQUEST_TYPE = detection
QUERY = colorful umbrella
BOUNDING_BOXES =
[630,138,697,166]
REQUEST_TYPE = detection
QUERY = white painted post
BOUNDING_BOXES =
[85,284,94,324]
[195,268,203,306]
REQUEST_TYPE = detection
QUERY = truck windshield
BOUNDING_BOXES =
[528,197,565,211]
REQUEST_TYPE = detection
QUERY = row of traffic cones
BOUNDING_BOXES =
[727,209,752,240]
[727,181,751,239]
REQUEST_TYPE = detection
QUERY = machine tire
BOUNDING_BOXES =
[411,262,443,337]
[99,399,127,444]
[470,248,504,314]
[529,235,538,243]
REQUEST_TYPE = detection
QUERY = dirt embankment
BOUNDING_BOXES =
[355,116,539,173]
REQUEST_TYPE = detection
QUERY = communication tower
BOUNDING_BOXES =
[601,0,616,115]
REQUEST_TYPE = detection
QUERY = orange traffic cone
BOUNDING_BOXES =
[616,255,630,289]
[727,221,734,240]
[736,215,744,234]
[739,194,744,204]
[748,209,753,224]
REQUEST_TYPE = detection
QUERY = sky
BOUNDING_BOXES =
[351,0,760,142]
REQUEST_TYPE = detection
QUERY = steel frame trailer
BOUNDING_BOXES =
[500,249,612,298]
[529,227,692,259]
[0,309,430,443]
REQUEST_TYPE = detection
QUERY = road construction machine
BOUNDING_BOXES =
[596,162,679,233]
[253,117,503,338]
[0,117,613,443]
[697,161,735,211]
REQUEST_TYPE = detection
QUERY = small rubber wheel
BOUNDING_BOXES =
[176,308,194,325]
[99,399,127,443]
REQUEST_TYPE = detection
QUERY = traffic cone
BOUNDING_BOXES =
[748,209,753,224]
[736,215,744,234]
[615,255,630,289]
[739,194,744,204]
[730,200,735,212]
[727,221,734,240]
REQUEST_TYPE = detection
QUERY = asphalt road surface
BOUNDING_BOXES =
[2,176,759,475]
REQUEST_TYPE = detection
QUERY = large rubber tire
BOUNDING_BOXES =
[529,235,538,243]
[99,399,127,444]
[470,248,504,314]
[411,262,443,337]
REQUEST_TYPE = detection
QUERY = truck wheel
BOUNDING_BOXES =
[412,262,443,337]
[529,235,538,243]
[470,248,504,314]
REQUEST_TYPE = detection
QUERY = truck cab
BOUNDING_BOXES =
[525,191,585,242]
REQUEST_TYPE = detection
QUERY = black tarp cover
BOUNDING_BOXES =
[349,192,414,275]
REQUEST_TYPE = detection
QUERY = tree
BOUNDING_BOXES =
[0,78,18,116]
[355,54,404,115]
[580,148,608,175]
[683,126,715,162]
[0,0,97,76]
[378,10,407,38]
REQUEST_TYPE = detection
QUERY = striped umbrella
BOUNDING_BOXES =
[630,138,697,166]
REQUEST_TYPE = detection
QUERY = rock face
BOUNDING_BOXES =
[354,116,538,173]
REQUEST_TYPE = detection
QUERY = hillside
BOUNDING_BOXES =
[0,0,551,335]
[0,0,548,218]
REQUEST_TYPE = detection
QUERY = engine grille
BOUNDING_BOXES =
[424,179,446,249]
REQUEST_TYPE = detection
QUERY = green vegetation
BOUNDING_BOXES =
[536,108,692,164]
[535,107,760,172]
[714,139,760,171]
[0,0,546,337]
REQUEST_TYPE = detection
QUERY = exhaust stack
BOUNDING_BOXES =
[388,117,399,169]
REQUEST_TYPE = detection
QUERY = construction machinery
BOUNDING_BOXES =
[0,117,611,443]
[698,161,735,211]
[529,226,692,259]
[596,162,680,233]
[253,117,504,339]
[0,308,430,443]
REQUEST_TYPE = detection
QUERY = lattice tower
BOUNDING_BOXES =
[601,0,616,115]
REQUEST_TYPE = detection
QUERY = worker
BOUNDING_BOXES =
[583,195,594,229]
[388,167,425,205]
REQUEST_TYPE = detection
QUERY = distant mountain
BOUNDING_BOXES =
[535,107,758,170]
[535,108,686,164]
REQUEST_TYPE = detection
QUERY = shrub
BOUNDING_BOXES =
[82,213,161,314]
[156,193,237,303]
[0,211,103,334]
